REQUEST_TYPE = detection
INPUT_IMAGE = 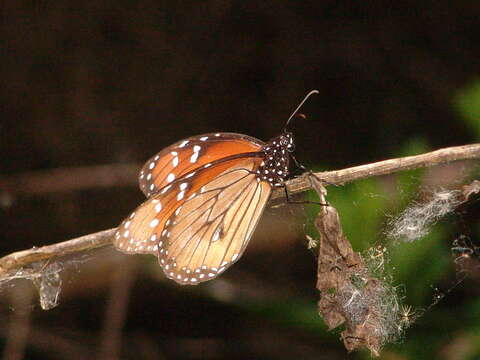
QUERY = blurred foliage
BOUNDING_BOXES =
[454,80,480,139]
[304,178,388,252]
[243,298,328,335]
[387,226,451,305]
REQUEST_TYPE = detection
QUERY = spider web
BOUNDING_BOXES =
[0,251,94,310]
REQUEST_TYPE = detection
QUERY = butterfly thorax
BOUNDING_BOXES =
[256,132,294,187]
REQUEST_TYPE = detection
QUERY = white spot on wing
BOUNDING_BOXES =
[149,162,155,170]
[155,202,162,213]
[190,152,199,163]
[212,226,222,242]
[150,219,159,227]
[179,140,189,148]
[167,173,175,183]
[172,156,179,167]
[177,191,185,200]
[200,136,208,141]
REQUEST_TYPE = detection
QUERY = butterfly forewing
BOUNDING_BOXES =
[139,133,264,197]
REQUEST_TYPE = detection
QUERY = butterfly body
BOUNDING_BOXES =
[257,132,293,187]
[113,131,295,285]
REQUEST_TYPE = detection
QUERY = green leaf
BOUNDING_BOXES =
[453,80,480,139]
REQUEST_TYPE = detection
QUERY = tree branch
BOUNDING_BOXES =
[1,143,479,278]
[272,143,480,200]
[0,229,116,277]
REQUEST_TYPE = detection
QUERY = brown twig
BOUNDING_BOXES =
[272,143,480,200]
[0,229,116,277]
[0,143,479,279]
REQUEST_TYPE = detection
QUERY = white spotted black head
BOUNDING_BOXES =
[257,132,293,187]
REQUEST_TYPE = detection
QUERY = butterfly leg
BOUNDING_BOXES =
[283,184,329,206]
[290,153,308,172]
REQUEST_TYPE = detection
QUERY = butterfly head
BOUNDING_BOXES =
[279,131,295,152]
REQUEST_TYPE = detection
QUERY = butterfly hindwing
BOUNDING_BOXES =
[114,155,271,285]
[159,159,271,284]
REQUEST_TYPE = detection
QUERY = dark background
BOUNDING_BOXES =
[1,1,480,359]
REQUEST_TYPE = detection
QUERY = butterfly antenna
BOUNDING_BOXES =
[284,90,319,131]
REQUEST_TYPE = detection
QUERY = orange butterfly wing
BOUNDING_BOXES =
[138,133,264,197]
[114,131,276,285]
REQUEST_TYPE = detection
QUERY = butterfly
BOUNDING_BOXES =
[113,91,318,285]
